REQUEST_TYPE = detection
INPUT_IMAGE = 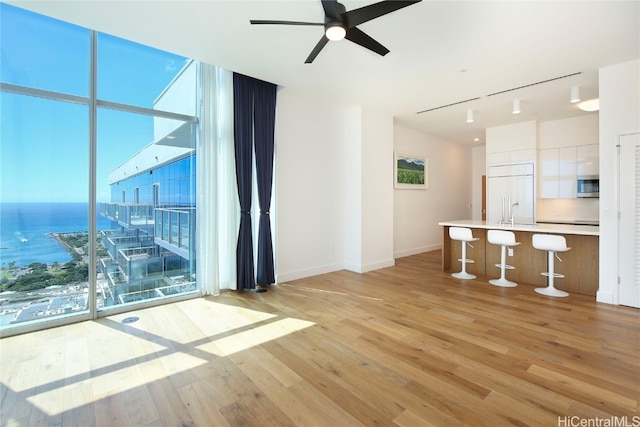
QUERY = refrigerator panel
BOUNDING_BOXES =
[510,174,535,224]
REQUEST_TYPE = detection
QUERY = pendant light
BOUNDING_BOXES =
[466,109,474,123]
[570,86,580,103]
[512,99,521,114]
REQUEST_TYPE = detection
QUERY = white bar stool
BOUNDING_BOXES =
[449,227,479,279]
[532,234,571,297]
[487,230,521,287]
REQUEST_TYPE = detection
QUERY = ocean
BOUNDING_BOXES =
[0,203,112,268]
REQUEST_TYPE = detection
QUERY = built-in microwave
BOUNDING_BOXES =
[577,175,599,198]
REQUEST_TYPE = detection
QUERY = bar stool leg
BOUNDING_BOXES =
[535,250,569,297]
[489,245,517,287]
[452,241,476,280]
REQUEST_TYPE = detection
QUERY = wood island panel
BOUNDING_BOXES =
[441,225,599,296]
[485,231,547,287]
[559,234,599,295]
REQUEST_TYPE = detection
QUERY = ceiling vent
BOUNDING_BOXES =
[416,71,582,114]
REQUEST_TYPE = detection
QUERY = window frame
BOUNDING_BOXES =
[0,28,200,338]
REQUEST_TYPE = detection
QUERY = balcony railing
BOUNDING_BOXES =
[99,203,155,228]
[117,278,197,304]
[154,207,195,257]
[100,230,154,260]
[118,246,161,280]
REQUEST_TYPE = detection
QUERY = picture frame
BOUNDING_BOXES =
[394,152,428,189]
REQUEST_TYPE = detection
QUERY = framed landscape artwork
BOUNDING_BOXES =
[394,152,428,189]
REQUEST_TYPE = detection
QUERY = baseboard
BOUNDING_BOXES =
[394,244,441,259]
[344,258,395,274]
[596,290,615,305]
[277,262,345,283]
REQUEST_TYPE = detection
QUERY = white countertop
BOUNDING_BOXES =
[438,220,599,236]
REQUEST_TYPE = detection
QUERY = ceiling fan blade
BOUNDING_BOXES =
[305,35,330,63]
[250,20,323,26]
[321,0,340,20]
[343,0,422,28]
[345,27,389,56]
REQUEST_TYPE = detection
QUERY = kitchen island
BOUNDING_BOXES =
[439,220,599,295]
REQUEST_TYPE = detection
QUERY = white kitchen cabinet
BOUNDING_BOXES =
[510,148,537,163]
[486,149,536,169]
[539,149,559,198]
[538,147,576,198]
[558,146,577,198]
[486,151,510,166]
[576,144,599,176]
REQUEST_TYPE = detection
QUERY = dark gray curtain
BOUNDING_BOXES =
[233,73,277,290]
[254,81,277,285]
[233,73,255,291]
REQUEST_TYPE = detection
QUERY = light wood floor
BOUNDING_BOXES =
[1,251,638,427]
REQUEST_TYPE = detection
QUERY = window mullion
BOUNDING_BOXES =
[88,30,98,320]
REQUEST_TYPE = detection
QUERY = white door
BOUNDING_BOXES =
[619,133,640,308]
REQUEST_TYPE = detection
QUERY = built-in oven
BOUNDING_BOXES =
[577,175,599,198]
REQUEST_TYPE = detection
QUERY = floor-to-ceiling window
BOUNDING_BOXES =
[0,3,199,336]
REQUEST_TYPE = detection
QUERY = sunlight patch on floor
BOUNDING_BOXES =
[198,317,315,357]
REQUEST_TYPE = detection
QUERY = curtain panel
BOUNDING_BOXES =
[254,81,277,285]
[198,64,238,295]
[232,73,277,290]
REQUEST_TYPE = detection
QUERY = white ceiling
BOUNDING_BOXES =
[10,0,640,145]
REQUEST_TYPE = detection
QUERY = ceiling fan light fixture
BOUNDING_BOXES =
[325,22,346,41]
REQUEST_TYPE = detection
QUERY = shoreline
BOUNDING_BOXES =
[0,231,88,270]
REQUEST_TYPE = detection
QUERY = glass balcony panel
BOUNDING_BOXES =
[180,212,190,250]
[155,210,162,238]
[163,211,170,241]
[170,212,179,245]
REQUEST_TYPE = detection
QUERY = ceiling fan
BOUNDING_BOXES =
[250,0,422,63]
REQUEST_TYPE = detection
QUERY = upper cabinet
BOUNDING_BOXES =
[486,149,536,166]
[535,115,599,199]
[577,144,599,176]
[539,147,577,198]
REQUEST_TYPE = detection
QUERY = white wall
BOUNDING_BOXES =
[360,108,395,271]
[598,58,640,304]
[393,125,472,258]
[276,94,395,281]
[341,105,395,273]
[343,107,363,273]
[276,92,348,282]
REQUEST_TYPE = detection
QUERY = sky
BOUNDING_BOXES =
[0,3,190,203]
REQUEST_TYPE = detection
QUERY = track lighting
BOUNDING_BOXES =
[466,109,474,123]
[512,99,521,114]
[570,86,580,103]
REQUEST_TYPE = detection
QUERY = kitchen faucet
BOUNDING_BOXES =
[500,197,520,225]
[509,201,519,226]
